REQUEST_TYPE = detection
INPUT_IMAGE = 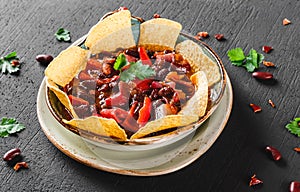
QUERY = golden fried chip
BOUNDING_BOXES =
[175,40,221,86]
[63,116,127,140]
[138,18,182,51]
[130,115,198,139]
[84,10,135,50]
[179,71,208,117]
[89,27,136,54]
[45,46,88,87]
[46,78,78,118]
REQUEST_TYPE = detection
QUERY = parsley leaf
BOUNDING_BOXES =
[227,48,245,63]
[285,117,300,137]
[55,28,71,42]
[0,117,25,137]
[120,61,156,82]
[227,48,264,72]
[114,53,127,70]
[0,51,20,74]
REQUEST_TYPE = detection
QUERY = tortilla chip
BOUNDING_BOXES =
[89,27,136,54]
[46,78,78,118]
[179,71,208,117]
[84,10,135,50]
[138,18,182,51]
[45,46,88,87]
[175,40,221,86]
[130,115,198,139]
[63,116,127,140]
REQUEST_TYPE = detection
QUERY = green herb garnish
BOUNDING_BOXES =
[227,48,264,72]
[120,61,155,82]
[0,52,20,74]
[285,117,300,137]
[114,53,127,70]
[113,54,155,82]
[0,117,25,137]
[55,28,71,42]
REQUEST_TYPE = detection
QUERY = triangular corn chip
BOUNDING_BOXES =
[89,27,136,54]
[179,71,208,117]
[45,46,88,87]
[46,78,78,118]
[175,40,221,86]
[138,18,182,51]
[85,10,135,50]
[63,116,127,140]
[130,115,198,139]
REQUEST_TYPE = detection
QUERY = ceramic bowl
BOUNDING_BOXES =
[45,14,226,152]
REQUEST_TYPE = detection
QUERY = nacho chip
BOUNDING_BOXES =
[84,10,135,50]
[45,46,88,87]
[63,116,127,140]
[175,40,221,86]
[130,115,198,139]
[179,71,208,117]
[138,18,182,51]
[46,78,78,118]
[89,27,136,54]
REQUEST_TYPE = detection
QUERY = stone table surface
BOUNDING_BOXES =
[0,0,299,191]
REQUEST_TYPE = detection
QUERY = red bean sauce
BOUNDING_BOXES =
[62,47,195,134]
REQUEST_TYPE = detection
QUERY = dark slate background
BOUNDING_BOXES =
[0,0,299,191]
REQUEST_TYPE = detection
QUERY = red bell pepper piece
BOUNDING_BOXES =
[136,79,154,91]
[138,47,152,66]
[100,108,139,133]
[129,101,138,117]
[100,108,128,124]
[137,96,152,125]
[151,81,163,89]
[68,95,89,106]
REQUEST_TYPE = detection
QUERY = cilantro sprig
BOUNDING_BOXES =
[0,52,20,74]
[114,53,155,82]
[55,28,71,42]
[285,117,300,137]
[0,117,25,137]
[227,48,264,72]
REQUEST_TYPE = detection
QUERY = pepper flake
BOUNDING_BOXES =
[249,174,263,187]
[250,103,262,113]
[263,61,275,67]
[268,99,276,108]
[294,147,300,152]
[283,18,291,26]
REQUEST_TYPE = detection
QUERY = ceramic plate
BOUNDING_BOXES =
[37,71,233,176]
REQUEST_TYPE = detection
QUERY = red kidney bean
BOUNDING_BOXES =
[3,148,21,161]
[35,54,53,65]
[265,145,282,161]
[252,71,273,80]
[290,181,300,192]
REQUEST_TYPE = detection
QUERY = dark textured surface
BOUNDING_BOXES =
[0,0,299,191]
